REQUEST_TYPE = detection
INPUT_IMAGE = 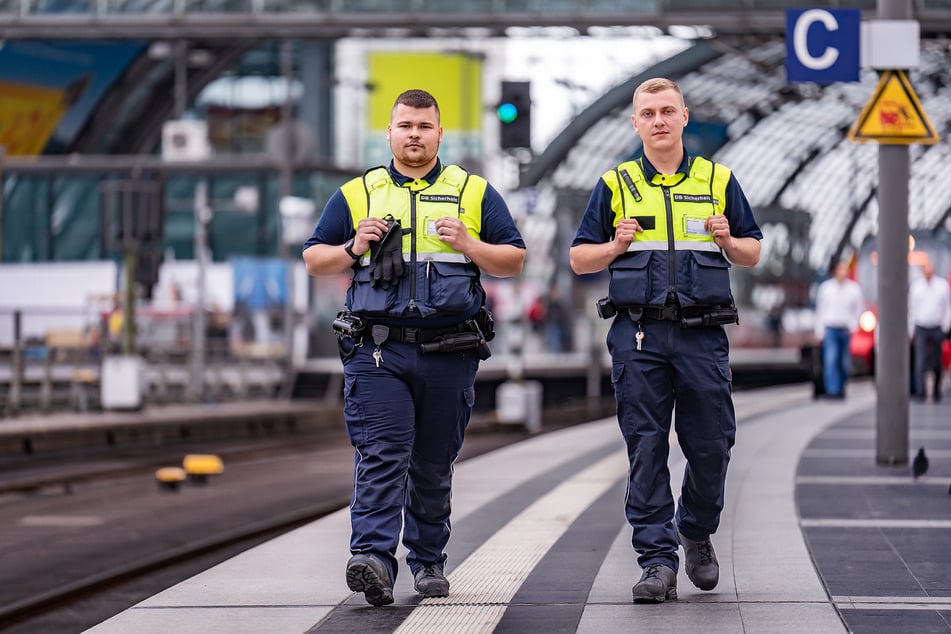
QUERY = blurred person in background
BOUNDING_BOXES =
[569,77,761,604]
[767,301,784,348]
[542,286,574,352]
[814,260,864,399]
[302,89,525,606]
[908,258,951,401]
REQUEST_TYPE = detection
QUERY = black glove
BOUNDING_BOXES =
[370,215,405,289]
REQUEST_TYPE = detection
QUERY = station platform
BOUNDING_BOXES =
[77,380,950,633]
[0,398,343,458]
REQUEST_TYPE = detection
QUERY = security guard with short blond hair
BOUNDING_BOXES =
[570,77,762,604]
[303,89,525,607]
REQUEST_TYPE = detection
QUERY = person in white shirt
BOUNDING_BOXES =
[908,259,951,401]
[814,260,865,398]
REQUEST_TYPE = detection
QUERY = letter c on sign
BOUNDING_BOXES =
[794,9,839,70]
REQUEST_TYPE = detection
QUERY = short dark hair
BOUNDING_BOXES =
[393,89,440,120]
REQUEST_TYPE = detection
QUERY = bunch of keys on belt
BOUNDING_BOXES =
[635,324,645,351]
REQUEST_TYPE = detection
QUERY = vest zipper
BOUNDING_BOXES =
[662,187,676,298]
[408,190,418,313]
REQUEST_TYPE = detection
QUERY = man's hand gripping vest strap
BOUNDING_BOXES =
[370,215,407,289]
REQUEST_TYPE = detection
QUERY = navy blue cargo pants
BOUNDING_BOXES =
[340,335,479,583]
[607,314,736,573]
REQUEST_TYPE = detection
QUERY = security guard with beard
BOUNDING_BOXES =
[303,89,525,606]
[570,78,762,604]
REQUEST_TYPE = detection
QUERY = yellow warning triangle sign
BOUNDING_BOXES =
[848,70,939,144]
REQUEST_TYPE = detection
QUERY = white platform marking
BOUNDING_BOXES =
[394,450,629,633]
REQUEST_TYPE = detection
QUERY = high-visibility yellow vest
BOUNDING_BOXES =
[604,157,735,308]
[341,165,487,318]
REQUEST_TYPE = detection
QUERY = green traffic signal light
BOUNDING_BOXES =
[499,81,531,149]
[497,103,518,124]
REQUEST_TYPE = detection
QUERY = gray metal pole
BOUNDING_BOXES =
[10,310,22,415]
[121,247,137,355]
[876,146,910,464]
[875,0,912,465]
[192,179,210,402]
[280,39,296,367]
[174,40,188,118]
[280,39,294,203]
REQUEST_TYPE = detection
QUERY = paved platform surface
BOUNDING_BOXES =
[65,380,951,633]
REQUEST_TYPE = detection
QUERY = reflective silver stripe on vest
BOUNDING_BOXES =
[417,252,471,263]
[355,252,470,267]
[626,241,722,253]
[355,253,408,268]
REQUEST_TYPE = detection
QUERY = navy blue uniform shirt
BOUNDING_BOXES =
[572,151,763,247]
[304,159,525,328]
[304,159,524,252]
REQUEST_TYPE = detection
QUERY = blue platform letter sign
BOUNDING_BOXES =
[786,8,860,83]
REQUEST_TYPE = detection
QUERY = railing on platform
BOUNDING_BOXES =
[0,307,289,417]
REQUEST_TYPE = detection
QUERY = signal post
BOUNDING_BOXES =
[849,1,938,465]
[787,1,938,465]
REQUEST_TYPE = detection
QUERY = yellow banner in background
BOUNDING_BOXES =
[368,52,483,132]
[0,81,71,156]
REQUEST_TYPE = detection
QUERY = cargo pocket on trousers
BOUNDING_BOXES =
[716,357,732,393]
[611,362,631,401]
[464,385,475,409]
[716,358,736,439]
[343,375,366,445]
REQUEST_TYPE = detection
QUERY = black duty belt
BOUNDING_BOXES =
[594,297,738,328]
[630,304,682,321]
[368,321,471,345]
[630,305,738,327]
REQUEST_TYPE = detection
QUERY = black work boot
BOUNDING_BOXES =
[346,554,394,606]
[678,531,719,591]
[632,563,678,603]
[413,564,450,598]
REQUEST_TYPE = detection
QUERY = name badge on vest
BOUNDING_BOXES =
[418,194,460,204]
[685,217,710,236]
[673,193,716,204]
[427,219,438,236]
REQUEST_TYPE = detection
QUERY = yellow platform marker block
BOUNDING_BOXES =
[182,454,224,484]
[155,466,187,491]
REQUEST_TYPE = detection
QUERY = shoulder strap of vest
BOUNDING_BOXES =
[688,156,713,182]
[438,165,472,218]
[612,160,647,218]
[616,165,643,202]
[436,164,468,193]
[452,166,490,225]
[688,156,731,214]
[341,166,390,221]
[689,156,732,184]
[612,168,628,218]
[363,166,390,193]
